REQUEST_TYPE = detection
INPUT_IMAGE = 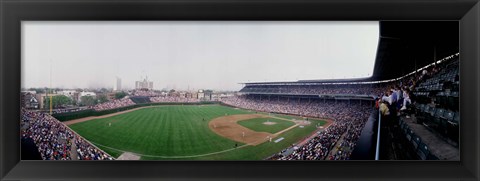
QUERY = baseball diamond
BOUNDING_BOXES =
[67,105,328,160]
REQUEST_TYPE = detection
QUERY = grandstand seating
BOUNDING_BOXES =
[416,142,430,160]
[239,84,385,97]
[232,54,460,160]
[130,96,152,104]
[398,117,440,160]
[414,58,459,110]
[411,133,421,151]
[416,60,457,117]
[405,127,413,142]
[397,57,459,159]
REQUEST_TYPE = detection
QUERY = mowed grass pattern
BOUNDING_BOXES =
[237,118,295,134]
[69,105,249,158]
[69,105,327,160]
[143,118,326,160]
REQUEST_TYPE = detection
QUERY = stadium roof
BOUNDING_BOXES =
[370,21,459,81]
[241,77,369,85]
[243,21,459,85]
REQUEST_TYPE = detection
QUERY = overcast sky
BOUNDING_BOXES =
[22,21,379,91]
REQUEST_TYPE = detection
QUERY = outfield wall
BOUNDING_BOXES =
[53,101,219,122]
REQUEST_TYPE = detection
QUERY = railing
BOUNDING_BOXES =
[375,108,381,160]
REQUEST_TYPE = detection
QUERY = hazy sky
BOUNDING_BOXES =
[22,21,379,91]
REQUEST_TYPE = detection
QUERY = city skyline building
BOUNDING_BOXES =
[135,76,153,90]
[114,76,122,91]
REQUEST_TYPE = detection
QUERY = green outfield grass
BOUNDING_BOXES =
[68,104,327,160]
[237,117,295,134]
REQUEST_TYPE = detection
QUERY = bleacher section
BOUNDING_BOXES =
[130,96,152,104]
[412,58,459,143]
[239,84,385,97]
[393,57,459,160]
[414,59,459,111]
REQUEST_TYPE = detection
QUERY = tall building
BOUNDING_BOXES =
[114,77,122,91]
[197,89,205,99]
[135,76,154,90]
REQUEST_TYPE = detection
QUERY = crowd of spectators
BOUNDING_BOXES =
[240,84,392,96]
[223,96,370,119]
[56,94,204,113]
[75,137,112,160]
[47,107,91,114]
[21,108,113,160]
[21,109,74,160]
[375,64,441,118]
[91,98,135,111]
[150,96,200,103]
[326,111,368,160]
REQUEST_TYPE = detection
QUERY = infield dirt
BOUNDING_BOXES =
[208,114,299,146]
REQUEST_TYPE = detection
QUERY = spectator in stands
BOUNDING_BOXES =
[400,89,411,111]
[421,69,428,80]
[380,101,390,116]
[382,91,392,105]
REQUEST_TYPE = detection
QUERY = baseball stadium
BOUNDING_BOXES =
[20,21,460,160]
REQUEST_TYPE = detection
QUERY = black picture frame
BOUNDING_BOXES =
[1,0,479,180]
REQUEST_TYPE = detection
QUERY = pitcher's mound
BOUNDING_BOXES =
[117,152,141,160]
[263,121,277,125]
